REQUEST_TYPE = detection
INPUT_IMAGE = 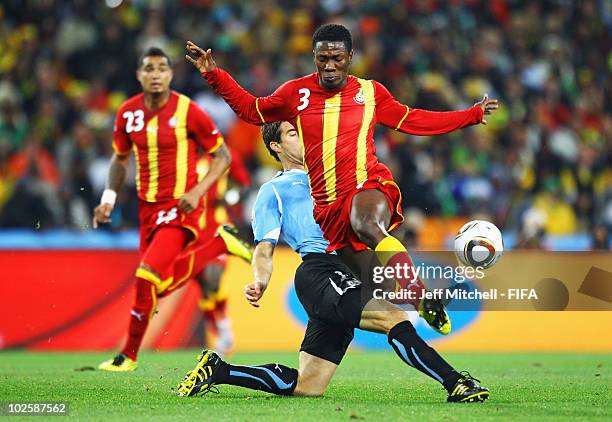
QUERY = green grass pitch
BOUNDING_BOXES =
[1,351,610,421]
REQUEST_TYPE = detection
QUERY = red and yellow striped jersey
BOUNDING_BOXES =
[112,91,224,202]
[204,70,483,207]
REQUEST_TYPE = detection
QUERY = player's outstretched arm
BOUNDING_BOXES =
[185,41,290,126]
[179,143,231,213]
[245,242,275,308]
[92,152,129,228]
[374,81,499,135]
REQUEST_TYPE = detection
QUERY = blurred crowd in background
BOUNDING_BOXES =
[0,0,610,249]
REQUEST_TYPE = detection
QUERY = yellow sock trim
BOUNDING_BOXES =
[199,297,216,311]
[374,236,407,266]
[136,267,162,286]
[136,267,174,294]
[156,276,174,294]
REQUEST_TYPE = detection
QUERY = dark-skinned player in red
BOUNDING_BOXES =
[185,24,498,334]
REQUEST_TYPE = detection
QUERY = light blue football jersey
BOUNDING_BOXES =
[252,169,330,257]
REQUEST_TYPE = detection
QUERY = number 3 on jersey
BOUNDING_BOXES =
[123,110,145,133]
[297,88,310,111]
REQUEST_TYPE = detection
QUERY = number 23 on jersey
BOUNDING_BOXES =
[123,110,145,133]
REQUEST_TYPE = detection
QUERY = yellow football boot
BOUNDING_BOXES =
[216,225,253,264]
[98,354,138,372]
[177,349,221,397]
[418,297,452,335]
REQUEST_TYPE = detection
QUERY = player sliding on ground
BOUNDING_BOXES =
[177,122,489,403]
[185,23,499,335]
[93,47,252,372]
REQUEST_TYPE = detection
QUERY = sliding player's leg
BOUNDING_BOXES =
[176,316,343,398]
[194,258,356,397]
[176,347,338,398]
[177,254,352,398]
[217,349,339,398]
[176,279,349,398]
[358,298,489,403]
[99,227,190,372]
[176,348,298,397]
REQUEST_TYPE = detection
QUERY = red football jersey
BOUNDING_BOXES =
[204,70,483,207]
[113,91,224,202]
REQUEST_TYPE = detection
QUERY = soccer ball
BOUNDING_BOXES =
[454,220,504,268]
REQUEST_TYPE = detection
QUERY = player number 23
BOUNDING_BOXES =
[156,207,178,225]
[297,88,310,111]
[123,110,145,133]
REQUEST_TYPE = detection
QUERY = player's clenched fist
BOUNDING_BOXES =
[244,281,267,308]
[185,41,217,73]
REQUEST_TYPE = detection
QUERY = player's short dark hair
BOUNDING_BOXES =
[261,122,283,162]
[138,47,171,69]
[312,23,352,52]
